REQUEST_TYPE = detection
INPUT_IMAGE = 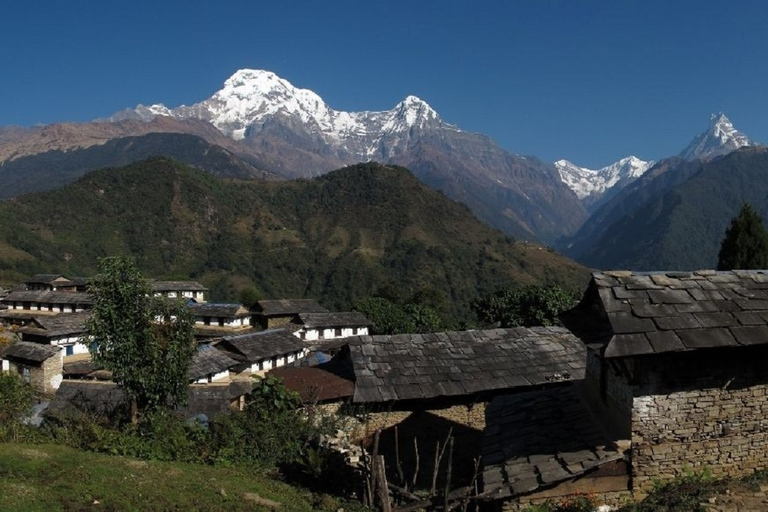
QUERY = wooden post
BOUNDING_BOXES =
[395,426,405,487]
[411,437,420,489]
[376,455,392,512]
[443,437,454,511]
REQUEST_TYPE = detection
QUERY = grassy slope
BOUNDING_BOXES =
[0,443,343,511]
[0,158,588,321]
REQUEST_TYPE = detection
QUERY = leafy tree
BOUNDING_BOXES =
[717,203,768,270]
[86,257,196,422]
[471,284,579,327]
[353,297,443,334]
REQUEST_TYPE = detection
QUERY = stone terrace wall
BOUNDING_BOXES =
[629,347,768,493]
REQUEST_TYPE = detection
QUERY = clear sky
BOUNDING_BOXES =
[4,0,768,169]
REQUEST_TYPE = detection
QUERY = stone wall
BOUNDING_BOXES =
[625,347,768,493]
[351,402,487,441]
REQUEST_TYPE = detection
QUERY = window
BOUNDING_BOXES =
[65,345,74,356]
[334,328,342,337]
[352,328,358,335]
[21,367,30,383]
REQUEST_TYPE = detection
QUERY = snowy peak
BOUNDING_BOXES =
[556,156,655,200]
[679,112,752,161]
[109,69,454,158]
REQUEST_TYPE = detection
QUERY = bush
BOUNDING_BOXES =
[0,372,37,441]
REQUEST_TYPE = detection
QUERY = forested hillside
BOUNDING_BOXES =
[0,158,588,323]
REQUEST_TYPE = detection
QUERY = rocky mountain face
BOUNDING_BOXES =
[679,113,752,161]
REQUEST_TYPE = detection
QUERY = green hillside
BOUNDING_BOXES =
[580,147,768,270]
[0,158,588,322]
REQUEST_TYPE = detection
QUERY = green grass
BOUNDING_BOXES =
[0,443,353,511]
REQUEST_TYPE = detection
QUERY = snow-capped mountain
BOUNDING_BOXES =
[110,69,456,160]
[679,113,752,161]
[555,156,654,210]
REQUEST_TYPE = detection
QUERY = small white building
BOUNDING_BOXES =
[1,290,93,319]
[151,281,208,303]
[188,344,239,384]
[189,303,252,335]
[294,312,372,342]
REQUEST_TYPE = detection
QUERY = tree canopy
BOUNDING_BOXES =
[471,284,579,328]
[86,257,196,420]
[717,203,768,270]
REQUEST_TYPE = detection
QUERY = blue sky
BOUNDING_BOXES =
[3,0,768,168]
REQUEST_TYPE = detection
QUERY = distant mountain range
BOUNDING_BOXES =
[0,69,762,271]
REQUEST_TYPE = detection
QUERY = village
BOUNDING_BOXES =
[4,269,768,510]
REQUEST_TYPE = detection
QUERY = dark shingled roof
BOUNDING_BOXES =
[25,274,72,286]
[349,327,586,404]
[189,303,250,318]
[3,341,61,363]
[1,290,93,305]
[151,281,208,292]
[216,328,307,362]
[572,270,768,358]
[188,344,239,381]
[481,383,626,500]
[255,299,329,316]
[298,311,372,329]
[19,312,91,338]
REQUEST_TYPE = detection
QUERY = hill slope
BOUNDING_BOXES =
[576,147,768,270]
[0,132,276,198]
[0,158,588,322]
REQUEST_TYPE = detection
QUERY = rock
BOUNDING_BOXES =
[243,493,281,509]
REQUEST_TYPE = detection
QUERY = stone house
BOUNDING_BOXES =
[151,280,207,303]
[253,299,328,329]
[293,311,371,344]
[562,270,768,494]
[17,312,91,356]
[1,341,63,394]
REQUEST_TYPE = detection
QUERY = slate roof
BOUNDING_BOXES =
[255,299,329,316]
[298,311,372,329]
[349,327,586,404]
[189,303,250,318]
[188,344,239,381]
[19,312,91,338]
[573,270,768,358]
[151,281,207,292]
[216,328,307,362]
[2,341,61,363]
[1,290,94,305]
[481,383,626,499]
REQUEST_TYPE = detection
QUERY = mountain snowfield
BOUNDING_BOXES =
[554,156,655,200]
[110,69,457,160]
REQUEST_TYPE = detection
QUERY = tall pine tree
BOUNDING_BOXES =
[717,203,768,270]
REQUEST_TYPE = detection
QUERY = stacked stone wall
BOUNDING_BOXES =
[628,349,768,493]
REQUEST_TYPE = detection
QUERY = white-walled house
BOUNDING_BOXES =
[24,274,80,292]
[151,281,208,303]
[18,312,92,356]
[253,299,329,329]
[0,290,93,324]
[188,344,239,384]
[294,312,372,343]
[190,303,251,328]
[215,329,310,376]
